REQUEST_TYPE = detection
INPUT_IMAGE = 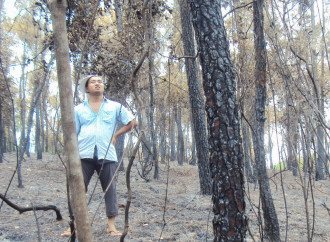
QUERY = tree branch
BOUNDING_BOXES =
[223,2,254,19]
[0,193,62,220]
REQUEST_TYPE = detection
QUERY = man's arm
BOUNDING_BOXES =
[111,119,138,145]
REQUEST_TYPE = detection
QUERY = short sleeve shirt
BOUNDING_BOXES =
[74,98,135,162]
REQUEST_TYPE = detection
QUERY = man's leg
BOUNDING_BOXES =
[97,161,121,235]
[81,159,97,191]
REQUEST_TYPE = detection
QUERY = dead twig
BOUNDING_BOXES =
[321,202,330,216]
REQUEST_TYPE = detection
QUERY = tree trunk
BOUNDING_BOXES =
[190,123,197,166]
[159,109,166,164]
[47,1,93,241]
[253,0,280,240]
[41,88,48,154]
[285,92,298,176]
[115,123,125,171]
[268,120,273,170]
[174,105,184,166]
[35,99,42,160]
[179,0,211,194]
[43,95,49,153]
[138,111,152,179]
[170,108,176,161]
[17,44,28,187]
[114,0,123,33]
[149,54,159,179]
[18,79,38,186]
[301,118,312,173]
[114,98,127,171]
[25,137,31,158]
[17,55,53,186]
[242,121,255,183]
[190,1,247,240]
[309,0,325,180]
[232,0,256,183]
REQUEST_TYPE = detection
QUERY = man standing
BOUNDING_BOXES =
[62,75,138,237]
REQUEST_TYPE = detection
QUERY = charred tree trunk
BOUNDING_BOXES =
[190,1,247,240]
[190,123,197,166]
[179,0,211,194]
[149,55,159,179]
[253,0,280,240]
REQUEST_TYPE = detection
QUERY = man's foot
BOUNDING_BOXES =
[107,229,122,236]
[60,228,71,237]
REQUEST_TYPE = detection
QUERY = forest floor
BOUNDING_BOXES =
[0,152,329,242]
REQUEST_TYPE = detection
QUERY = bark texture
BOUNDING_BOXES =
[179,0,212,194]
[190,1,247,240]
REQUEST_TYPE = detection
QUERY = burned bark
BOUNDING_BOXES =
[179,0,212,194]
[190,1,247,240]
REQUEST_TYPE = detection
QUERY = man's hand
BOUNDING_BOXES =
[111,136,117,145]
[112,120,138,145]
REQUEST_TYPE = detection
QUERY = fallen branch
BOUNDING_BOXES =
[0,193,62,220]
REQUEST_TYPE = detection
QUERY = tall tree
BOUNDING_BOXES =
[231,0,256,182]
[47,1,93,241]
[309,0,326,180]
[242,121,255,182]
[159,107,167,164]
[150,56,159,178]
[35,98,42,159]
[284,87,299,176]
[190,1,247,240]
[174,105,184,165]
[170,107,176,161]
[179,0,212,194]
[253,0,280,240]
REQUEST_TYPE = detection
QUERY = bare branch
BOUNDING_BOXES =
[0,193,62,220]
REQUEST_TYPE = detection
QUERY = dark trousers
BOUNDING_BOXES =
[81,157,118,217]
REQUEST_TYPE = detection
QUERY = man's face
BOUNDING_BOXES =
[86,76,104,94]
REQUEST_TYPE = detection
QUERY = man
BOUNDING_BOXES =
[62,75,138,237]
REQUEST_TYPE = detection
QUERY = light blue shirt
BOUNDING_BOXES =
[75,98,135,162]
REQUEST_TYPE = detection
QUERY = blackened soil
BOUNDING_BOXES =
[0,153,329,241]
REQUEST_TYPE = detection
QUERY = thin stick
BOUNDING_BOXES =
[120,132,144,241]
